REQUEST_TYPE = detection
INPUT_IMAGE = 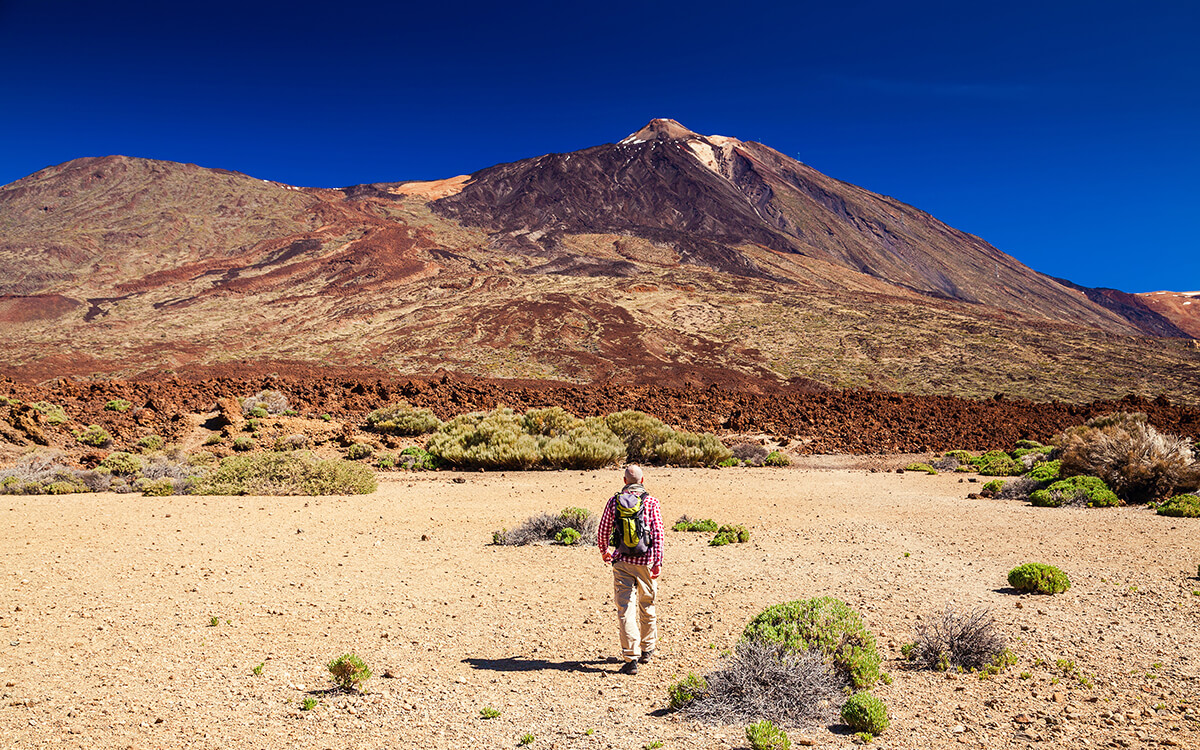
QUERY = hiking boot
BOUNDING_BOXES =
[619,660,639,675]
[638,650,655,664]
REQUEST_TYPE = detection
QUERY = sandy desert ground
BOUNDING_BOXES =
[2,462,1198,750]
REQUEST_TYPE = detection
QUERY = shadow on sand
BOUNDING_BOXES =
[463,656,613,674]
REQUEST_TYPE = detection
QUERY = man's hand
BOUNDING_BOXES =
[650,565,661,579]
[602,550,613,563]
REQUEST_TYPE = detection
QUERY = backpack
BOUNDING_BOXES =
[611,491,653,556]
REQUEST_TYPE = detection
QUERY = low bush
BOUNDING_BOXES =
[100,451,144,476]
[105,399,132,413]
[327,653,371,691]
[1015,439,1048,450]
[668,673,708,710]
[731,442,769,465]
[711,524,750,546]
[673,516,719,532]
[1156,494,1200,518]
[346,443,374,461]
[242,389,289,415]
[494,506,598,546]
[428,407,626,470]
[0,454,104,495]
[997,476,1040,501]
[742,597,881,689]
[248,406,269,419]
[1008,563,1070,594]
[136,434,165,452]
[1024,460,1062,484]
[1057,412,1200,503]
[555,527,581,545]
[981,479,1004,495]
[203,433,223,446]
[139,478,175,496]
[908,606,1008,671]
[232,436,254,452]
[376,454,396,469]
[904,463,937,474]
[745,719,791,750]
[365,402,443,436]
[763,450,790,467]
[944,450,975,463]
[397,446,442,471]
[30,401,67,425]
[274,433,309,451]
[841,693,889,737]
[971,450,1024,476]
[1030,476,1119,508]
[679,640,841,727]
[191,452,377,496]
[75,424,112,448]
[605,410,675,463]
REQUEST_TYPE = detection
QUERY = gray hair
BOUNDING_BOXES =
[624,464,644,484]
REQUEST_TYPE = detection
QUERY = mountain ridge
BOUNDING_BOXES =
[1,122,1196,403]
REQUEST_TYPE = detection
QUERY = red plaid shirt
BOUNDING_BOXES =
[597,484,664,569]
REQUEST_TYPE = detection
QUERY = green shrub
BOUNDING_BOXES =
[1012,446,1053,458]
[742,597,881,689]
[105,399,132,413]
[365,402,443,435]
[232,436,254,452]
[521,406,579,436]
[1015,439,1048,450]
[904,463,937,474]
[244,418,260,433]
[668,673,707,710]
[1030,475,1119,508]
[301,697,317,711]
[656,431,733,467]
[397,446,442,471]
[971,450,1024,476]
[376,454,396,469]
[555,527,581,545]
[100,451,144,476]
[427,409,541,470]
[717,457,740,467]
[191,451,377,496]
[76,424,111,447]
[136,434,165,452]
[1008,563,1071,594]
[711,524,750,546]
[841,692,889,736]
[327,653,371,691]
[1156,494,1200,518]
[140,478,174,497]
[346,443,374,461]
[203,433,223,446]
[274,433,309,451]
[539,416,627,469]
[187,451,219,468]
[480,706,501,719]
[944,450,975,463]
[605,410,675,463]
[45,480,84,495]
[1056,412,1200,503]
[673,516,719,532]
[981,479,1004,494]
[745,719,790,750]
[248,406,269,419]
[31,401,67,425]
[1024,460,1062,483]
[518,733,534,746]
[763,450,790,467]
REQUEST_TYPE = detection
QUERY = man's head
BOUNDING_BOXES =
[624,464,643,486]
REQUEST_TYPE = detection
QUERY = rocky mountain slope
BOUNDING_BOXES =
[1,121,1196,404]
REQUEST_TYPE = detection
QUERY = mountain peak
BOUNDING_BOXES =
[620,118,703,144]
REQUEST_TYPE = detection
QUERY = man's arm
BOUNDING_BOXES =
[649,496,664,572]
[597,496,615,562]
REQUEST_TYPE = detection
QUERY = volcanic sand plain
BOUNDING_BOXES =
[2,464,1198,749]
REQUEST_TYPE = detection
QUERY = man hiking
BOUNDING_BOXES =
[597,464,663,675]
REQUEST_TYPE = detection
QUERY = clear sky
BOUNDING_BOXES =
[1,0,1196,292]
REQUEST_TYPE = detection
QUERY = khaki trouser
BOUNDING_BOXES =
[612,560,657,661]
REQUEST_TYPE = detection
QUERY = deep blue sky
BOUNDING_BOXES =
[1,1,1196,291]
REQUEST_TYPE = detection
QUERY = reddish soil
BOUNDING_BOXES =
[3,369,1198,456]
